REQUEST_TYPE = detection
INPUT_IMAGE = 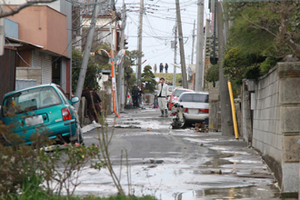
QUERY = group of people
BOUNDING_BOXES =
[154,63,168,73]
[81,77,169,123]
[131,84,143,108]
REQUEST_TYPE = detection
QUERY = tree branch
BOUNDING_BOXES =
[0,0,57,18]
[285,38,300,59]
[239,11,277,37]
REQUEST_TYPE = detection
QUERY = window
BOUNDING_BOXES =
[180,94,209,103]
[174,90,189,97]
[2,86,62,116]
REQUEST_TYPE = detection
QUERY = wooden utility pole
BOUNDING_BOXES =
[203,19,210,91]
[74,0,99,110]
[118,3,126,112]
[217,1,233,135]
[191,20,195,65]
[175,0,188,89]
[173,23,177,87]
[194,0,204,92]
[137,0,144,87]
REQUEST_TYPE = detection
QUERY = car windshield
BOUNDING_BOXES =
[174,90,189,97]
[180,93,209,103]
[2,87,62,116]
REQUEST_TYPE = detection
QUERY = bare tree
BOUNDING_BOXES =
[0,0,57,18]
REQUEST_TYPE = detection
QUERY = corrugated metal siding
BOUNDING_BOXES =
[0,49,16,102]
[32,51,52,84]
[32,50,42,67]
[61,58,67,91]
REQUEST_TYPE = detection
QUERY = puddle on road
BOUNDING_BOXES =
[79,114,280,200]
[174,185,280,200]
[72,161,280,200]
[202,156,234,168]
[113,118,172,130]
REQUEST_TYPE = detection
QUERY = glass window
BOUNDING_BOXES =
[194,94,209,103]
[180,94,209,103]
[2,86,62,116]
[174,90,188,97]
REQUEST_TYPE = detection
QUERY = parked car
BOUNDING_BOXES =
[167,85,174,96]
[0,84,83,145]
[178,91,209,126]
[168,88,193,110]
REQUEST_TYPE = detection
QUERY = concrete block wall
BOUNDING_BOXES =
[252,66,282,163]
[209,87,221,132]
[241,80,253,144]
[242,62,300,193]
[16,67,42,85]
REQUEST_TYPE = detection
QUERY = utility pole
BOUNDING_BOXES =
[110,0,120,116]
[203,19,210,91]
[175,0,188,89]
[217,1,233,135]
[191,20,196,65]
[137,0,144,87]
[118,3,126,112]
[173,23,177,87]
[74,0,99,110]
[194,0,204,92]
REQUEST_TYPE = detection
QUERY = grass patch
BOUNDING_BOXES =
[82,195,157,200]
[153,73,182,86]
[4,194,157,200]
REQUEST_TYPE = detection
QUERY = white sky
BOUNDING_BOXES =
[115,0,210,74]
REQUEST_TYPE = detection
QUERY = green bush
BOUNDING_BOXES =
[259,57,278,74]
[244,65,260,80]
[0,127,103,199]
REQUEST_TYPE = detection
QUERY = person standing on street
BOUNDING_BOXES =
[132,84,139,108]
[159,63,164,73]
[157,77,168,117]
[165,63,168,73]
[154,64,157,73]
[138,85,143,107]
[81,86,102,124]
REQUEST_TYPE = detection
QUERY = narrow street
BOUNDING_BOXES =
[77,107,282,200]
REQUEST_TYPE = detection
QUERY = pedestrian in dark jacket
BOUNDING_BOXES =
[132,84,139,108]
[159,63,164,73]
[165,63,168,73]
[82,86,102,124]
[138,86,143,107]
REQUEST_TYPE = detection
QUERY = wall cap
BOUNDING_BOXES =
[277,62,300,78]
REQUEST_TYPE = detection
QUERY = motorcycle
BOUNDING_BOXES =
[170,103,185,129]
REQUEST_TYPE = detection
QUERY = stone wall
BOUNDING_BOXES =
[209,87,221,132]
[241,80,254,145]
[240,62,300,193]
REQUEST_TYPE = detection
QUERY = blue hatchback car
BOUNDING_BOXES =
[0,84,83,145]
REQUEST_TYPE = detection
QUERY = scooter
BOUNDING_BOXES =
[170,103,185,129]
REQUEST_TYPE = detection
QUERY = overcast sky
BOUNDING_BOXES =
[115,0,210,74]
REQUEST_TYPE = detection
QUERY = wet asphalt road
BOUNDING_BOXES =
[77,107,283,200]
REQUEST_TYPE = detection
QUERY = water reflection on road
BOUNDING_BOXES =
[78,108,281,200]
